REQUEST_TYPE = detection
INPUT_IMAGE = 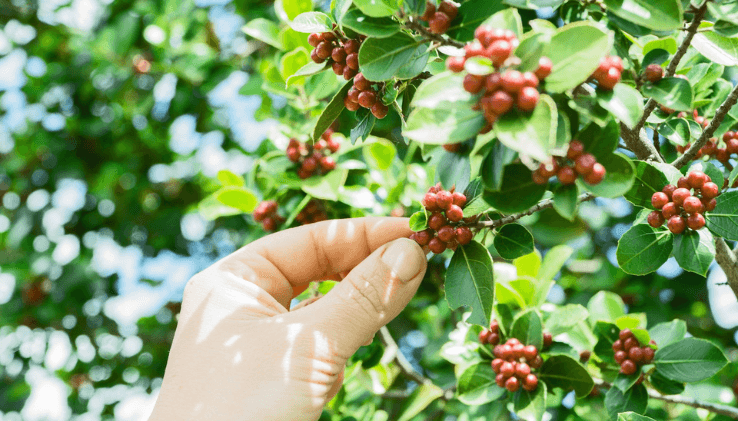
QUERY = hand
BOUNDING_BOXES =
[148,217,427,421]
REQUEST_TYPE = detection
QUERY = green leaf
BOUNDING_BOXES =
[593,321,621,363]
[397,383,444,421]
[494,94,557,163]
[729,165,738,187]
[613,372,641,392]
[514,250,541,279]
[706,190,738,241]
[515,32,549,73]
[279,0,313,20]
[654,337,729,383]
[456,363,507,405]
[242,18,284,50]
[511,309,544,350]
[648,371,684,396]
[649,320,686,348]
[484,164,547,213]
[352,0,400,18]
[481,141,517,191]
[198,194,244,221]
[435,150,471,193]
[340,9,400,38]
[366,140,396,170]
[605,385,648,421]
[409,211,428,232]
[312,81,353,141]
[214,187,258,213]
[286,61,329,86]
[543,22,610,93]
[538,244,572,281]
[577,118,620,161]
[514,382,547,421]
[289,12,334,33]
[494,224,535,260]
[280,48,311,85]
[597,84,645,129]
[462,196,493,218]
[577,152,635,198]
[446,0,506,42]
[546,304,589,336]
[446,241,495,327]
[350,109,376,144]
[464,56,495,76]
[358,32,425,81]
[692,31,738,66]
[504,0,564,9]
[673,229,715,276]
[395,49,430,80]
[643,38,677,55]
[331,0,352,22]
[482,7,523,39]
[538,355,594,398]
[405,106,485,145]
[641,77,693,112]
[642,49,669,67]
[617,224,673,276]
[553,183,578,221]
[658,118,701,147]
[624,161,670,208]
[217,169,244,187]
[588,291,626,324]
[301,169,348,201]
[603,0,682,30]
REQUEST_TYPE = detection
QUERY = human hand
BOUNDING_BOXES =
[148,217,427,421]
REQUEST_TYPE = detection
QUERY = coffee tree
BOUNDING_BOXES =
[219,0,738,419]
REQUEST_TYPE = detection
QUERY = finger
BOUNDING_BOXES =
[216,217,413,309]
[325,367,344,402]
[305,238,427,359]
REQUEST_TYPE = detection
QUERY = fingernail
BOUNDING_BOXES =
[381,238,426,283]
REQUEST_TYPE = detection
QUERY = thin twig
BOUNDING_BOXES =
[653,126,661,155]
[595,379,738,419]
[475,193,596,229]
[672,82,738,168]
[632,4,707,133]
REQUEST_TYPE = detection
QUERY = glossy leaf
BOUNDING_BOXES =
[289,12,334,33]
[603,0,682,31]
[340,9,399,37]
[648,320,686,348]
[312,81,353,141]
[616,224,673,275]
[358,32,425,81]
[456,363,506,405]
[511,308,544,350]
[513,382,547,421]
[446,241,495,327]
[692,31,738,66]
[494,94,558,163]
[705,191,738,241]
[409,211,428,232]
[597,84,644,129]
[642,78,693,112]
[539,355,594,398]
[215,187,258,212]
[605,384,648,421]
[494,224,535,260]
[577,152,635,198]
[553,183,578,221]
[242,18,284,49]
[624,161,671,208]
[672,229,715,276]
[485,164,547,213]
[654,338,729,383]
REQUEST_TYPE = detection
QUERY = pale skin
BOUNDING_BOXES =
[148,217,428,421]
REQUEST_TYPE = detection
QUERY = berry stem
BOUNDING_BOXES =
[475,193,596,229]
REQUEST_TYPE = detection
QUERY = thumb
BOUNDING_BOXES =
[308,238,427,358]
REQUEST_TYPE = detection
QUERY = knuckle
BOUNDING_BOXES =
[346,268,387,319]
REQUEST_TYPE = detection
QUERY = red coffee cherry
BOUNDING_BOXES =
[619,329,633,341]
[479,330,491,344]
[485,73,502,92]
[436,191,453,210]
[428,213,448,230]
[530,355,543,369]
[262,217,277,231]
[488,40,513,67]
[490,320,499,333]
[446,204,464,222]
[423,192,439,211]
[358,91,377,108]
[687,213,706,230]
[345,53,359,70]
[647,211,665,228]
[532,170,548,185]
[543,332,553,348]
[651,192,669,209]
[516,363,531,377]
[437,225,455,242]
[523,374,538,391]
[701,182,719,200]
[727,138,738,154]
[354,73,371,91]
[522,345,537,361]
[614,350,627,364]
[371,102,389,119]
[464,42,486,58]
[624,337,639,350]
[415,229,432,246]
[628,347,644,363]
[420,1,436,20]
[575,153,597,175]
[517,86,540,112]
[489,90,514,115]
[343,65,357,81]
[672,188,691,207]
[683,196,703,215]
[452,192,467,206]
[491,358,504,372]
[644,64,664,83]
[557,166,577,185]
[668,215,687,234]
[501,70,525,93]
[495,373,506,387]
[446,56,465,72]
[643,347,655,363]
[308,33,321,47]
[302,156,318,172]
[500,362,515,377]
[580,350,592,363]
[429,12,451,34]
[567,140,585,160]
[599,67,621,90]
[331,47,347,63]
[703,198,717,212]
[428,237,447,254]
[455,227,473,245]
[505,376,520,392]
[463,74,485,94]
[677,176,690,189]
[620,359,637,375]
[612,339,623,351]
[344,39,360,54]
[535,57,553,80]
[522,72,539,88]
[438,1,458,20]
[662,184,677,199]
[583,163,606,185]
[320,156,336,171]
[688,171,708,189]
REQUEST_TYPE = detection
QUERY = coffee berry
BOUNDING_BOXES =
[648,171,720,234]
[410,183,478,254]
[478,320,501,346]
[295,199,329,225]
[643,64,664,83]
[532,140,606,186]
[253,200,285,231]
[345,72,389,119]
[492,338,542,392]
[591,56,623,90]
[678,128,738,166]
[420,1,458,34]
[286,131,340,179]
[612,328,656,375]
[308,29,364,81]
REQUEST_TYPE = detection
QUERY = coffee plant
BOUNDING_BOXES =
[6,0,738,420]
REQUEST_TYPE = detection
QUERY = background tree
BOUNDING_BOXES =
[3,0,738,420]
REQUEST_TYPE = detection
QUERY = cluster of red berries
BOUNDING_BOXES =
[446,27,552,134]
[677,129,738,165]
[612,329,656,375]
[648,171,720,233]
[419,1,458,34]
[532,140,606,186]
[643,64,664,83]
[410,183,475,254]
[478,319,502,345]
[591,56,623,90]
[308,30,364,81]
[286,132,339,179]
[344,73,389,119]
[253,200,284,231]
[491,338,543,392]
[295,199,329,225]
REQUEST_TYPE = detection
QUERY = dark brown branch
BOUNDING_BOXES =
[620,123,664,162]
[716,238,738,299]
[632,4,707,133]
[475,193,596,229]
[672,82,738,168]
[595,379,738,419]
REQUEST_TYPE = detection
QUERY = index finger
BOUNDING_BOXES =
[215,217,415,309]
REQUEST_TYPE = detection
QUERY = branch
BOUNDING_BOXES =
[620,123,664,162]
[475,193,596,229]
[595,379,738,419]
[715,238,738,299]
[672,82,738,168]
[403,17,466,49]
[632,4,707,133]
